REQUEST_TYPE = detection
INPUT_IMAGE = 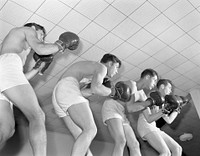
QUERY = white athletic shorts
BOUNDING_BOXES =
[102,98,130,125]
[0,53,29,108]
[52,77,89,118]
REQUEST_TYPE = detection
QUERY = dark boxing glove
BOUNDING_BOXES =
[102,78,112,88]
[146,91,164,107]
[164,94,180,113]
[111,81,132,102]
[55,32,79,52]
[33,52,54,75]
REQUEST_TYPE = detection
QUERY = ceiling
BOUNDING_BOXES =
[1,0,200,155]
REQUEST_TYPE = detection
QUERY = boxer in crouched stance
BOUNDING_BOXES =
[0,22,79,156]
[52,53,121,156]
[137,79,183,156]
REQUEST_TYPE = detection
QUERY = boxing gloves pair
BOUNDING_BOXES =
[55,31,79,52]
[33,52,54,75]
[146,91,165,107]
[162,94,189,114]
[33,31,79,75]
[110,81,132,102]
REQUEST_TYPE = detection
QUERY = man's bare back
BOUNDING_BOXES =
[61,61,107,82]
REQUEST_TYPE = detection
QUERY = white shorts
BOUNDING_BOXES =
[52,77,89,118]
[0,53,29,92]
[137,113,161,140]
[102,98,130,125]
[0,53,29,109]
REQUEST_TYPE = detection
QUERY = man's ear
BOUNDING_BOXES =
[107,61,113,67]
[145,75,150,80]
[160,84,165,89]
[31,25,36,30]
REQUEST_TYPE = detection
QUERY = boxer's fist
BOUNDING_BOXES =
[110,81,132,102]
[146,91,164,107]
[55,32,79,52]
[164,94,181,113]
[33,52,54,75]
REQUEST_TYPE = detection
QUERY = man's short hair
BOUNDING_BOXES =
[140,68,158,79]
[157,79,174,93]
[100,53,121,68]
[24,22,46,36]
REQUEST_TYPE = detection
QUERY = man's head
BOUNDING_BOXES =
[140,68,158,90]
[157,79,173,96]
[100,53,121,78]
[24,23,46,42]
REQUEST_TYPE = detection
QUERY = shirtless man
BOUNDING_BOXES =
[52,53,121,156]
[0,22,79,156]
[101,68,158,156]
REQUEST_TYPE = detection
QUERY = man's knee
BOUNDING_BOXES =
[114,135,126,147]
[0,125,15,144]
[173,144,182,155]
[27,109,45,123]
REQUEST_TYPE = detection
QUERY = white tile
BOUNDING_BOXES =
[96,33,123,52]
[162,70,181,80]
[112,18,141,40]
[74,0,108,20]
[139,57,161,70]
[178,80,197,92]
[190,54,200,66]
[177,10,200,32]
[75,38,93,56]
[170,34,195,52]
[0,1,32,26]
[163,0,194,22]
[79,22,108,44]
[36,0,71,24]
[111,42,137,60]
[154,64,171,75]
[58,10,91,33]
[174,61,197,74]
[127,29,154,48]
[184,66,200,83]
[124,67,141,80]
[94,5,126,31]
[125,50,149,66]
[11,0,45,12]
[119,61,135,75]
[42,76,59,89]
[129,2,160,26]
[173,75,190,87]
[158,25,184,44]
[112,0,146,16]
[187,0,200,7]
[152,47,177,62]
[81,45,106,61]
[141,38,167,56]
[44,62,65,77]
[150,0,179,12]
[58,0,80,8]
[180,42,200,59]
[144,14,173,36]
[0,20,14,40]
[27,14,55,35]
[188,25,200,41]
[165,54,187,68]
[0,0,7,8]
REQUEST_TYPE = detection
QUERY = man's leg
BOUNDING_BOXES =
[124,124,141,156]
[106,118,126,156]
[62,115,93,156]
[0,100,15,148]
[67,102,97,156]
[3,84,46,156]
[161,132,182,156]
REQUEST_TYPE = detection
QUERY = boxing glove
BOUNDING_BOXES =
[164,94,180,113]
[55,32,79,52]
[102,78,112,88]
[33,52,54,75]
[146,91,164,107]
[111,81,132,102]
